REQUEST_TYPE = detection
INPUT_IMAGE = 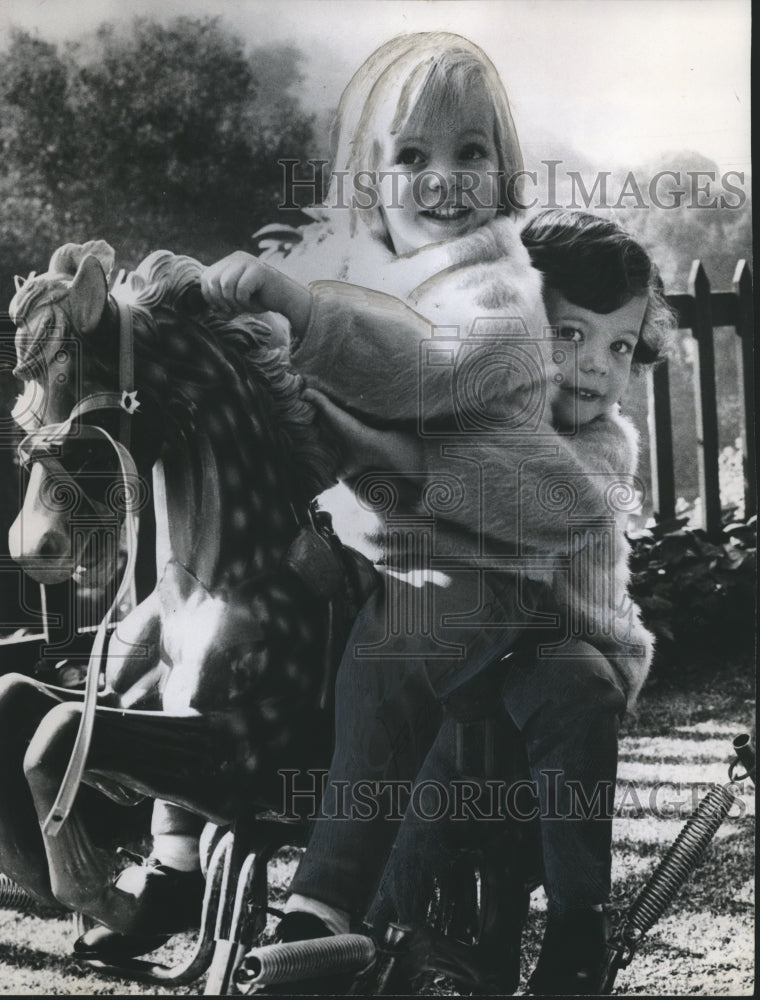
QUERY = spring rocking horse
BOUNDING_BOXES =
[1,240,376,990]
[5,242,744,996]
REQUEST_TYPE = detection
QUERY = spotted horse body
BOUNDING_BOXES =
[0,241,366,936]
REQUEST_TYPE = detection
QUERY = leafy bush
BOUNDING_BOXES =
[628,513,756,672]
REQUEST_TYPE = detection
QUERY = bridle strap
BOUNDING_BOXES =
[41,297,141,838]
[116,298,135,450]
[43,426,140,837]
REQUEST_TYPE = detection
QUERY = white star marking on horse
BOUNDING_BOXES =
[121,390,141,414]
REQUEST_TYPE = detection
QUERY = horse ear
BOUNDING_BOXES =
[50,240,115,279]
[80,240,116,278]
[13,275,26,292]
[68,254,109,334]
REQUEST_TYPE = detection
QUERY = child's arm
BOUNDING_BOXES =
[302,388,423,479]
[201,251,432,413]
[201,254,434,477]
[290,280,547,429]
[202,256,547,430]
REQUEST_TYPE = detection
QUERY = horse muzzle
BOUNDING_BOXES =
[8,509,76,584]
[9,514,122,589]
[10,459,124,588]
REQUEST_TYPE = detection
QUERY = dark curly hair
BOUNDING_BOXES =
[520,209,676,370]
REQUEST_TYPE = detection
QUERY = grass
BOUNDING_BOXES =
[0,660,754,995]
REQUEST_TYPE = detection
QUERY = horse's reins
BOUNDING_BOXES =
[19,289,341,839]
[18,297,141,838]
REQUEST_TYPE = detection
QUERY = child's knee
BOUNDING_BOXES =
[534,644,626,718]
[508,651,626,756]
[563,658,625,718]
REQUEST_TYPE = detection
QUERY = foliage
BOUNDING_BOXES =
[0,17,315,297]
[628,512,756,673]
[615,151,752,293]
[615,151,752,515]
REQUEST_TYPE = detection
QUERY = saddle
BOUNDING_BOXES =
[283,504,378,610]
[282,503,380,713]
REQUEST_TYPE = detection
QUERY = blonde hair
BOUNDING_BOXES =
[326,32,524,242]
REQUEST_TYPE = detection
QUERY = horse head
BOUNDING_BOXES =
[8,240,343,714]
[8,241,148,589]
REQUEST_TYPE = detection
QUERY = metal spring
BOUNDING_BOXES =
[0,874,35,912]
[731,733,756,786]
[236,934,376,988]
[624,783,735,941]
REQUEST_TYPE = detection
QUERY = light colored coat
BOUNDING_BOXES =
[265,214,654,704]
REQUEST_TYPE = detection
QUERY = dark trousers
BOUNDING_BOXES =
[366,647,625,930]
[290,572,626,925]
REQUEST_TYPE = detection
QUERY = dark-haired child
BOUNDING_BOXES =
[354,209,676,994]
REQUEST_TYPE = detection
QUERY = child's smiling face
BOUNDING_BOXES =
[546,290,647,427]
[376,80,500,254]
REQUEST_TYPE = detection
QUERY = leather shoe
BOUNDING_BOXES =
[104,855,205,936]
[73,855,205,961]
[73,922,171,960]
[527,906,609,995]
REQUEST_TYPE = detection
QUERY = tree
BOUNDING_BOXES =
[0,16,316,295]
[0,16,318,561]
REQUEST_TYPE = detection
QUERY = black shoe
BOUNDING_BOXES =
[72,857,205,961]
[73,923,171,961]
[237,911,358,995]
[527,907,609,995]
[273,911,334,943]
[73,852,205,951]
[106,855,205,936]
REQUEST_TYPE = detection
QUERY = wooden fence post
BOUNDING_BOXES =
[688,261,722,540]
[732,260,756,518]
[647,359,676,522]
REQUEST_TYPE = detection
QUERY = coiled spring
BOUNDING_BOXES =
[623,782,736,942]
[236,933,376,990]
[0,874,35,912]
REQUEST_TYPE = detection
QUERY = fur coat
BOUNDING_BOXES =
[263,212,654,704]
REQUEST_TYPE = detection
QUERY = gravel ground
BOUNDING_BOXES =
[0,669,754,996]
